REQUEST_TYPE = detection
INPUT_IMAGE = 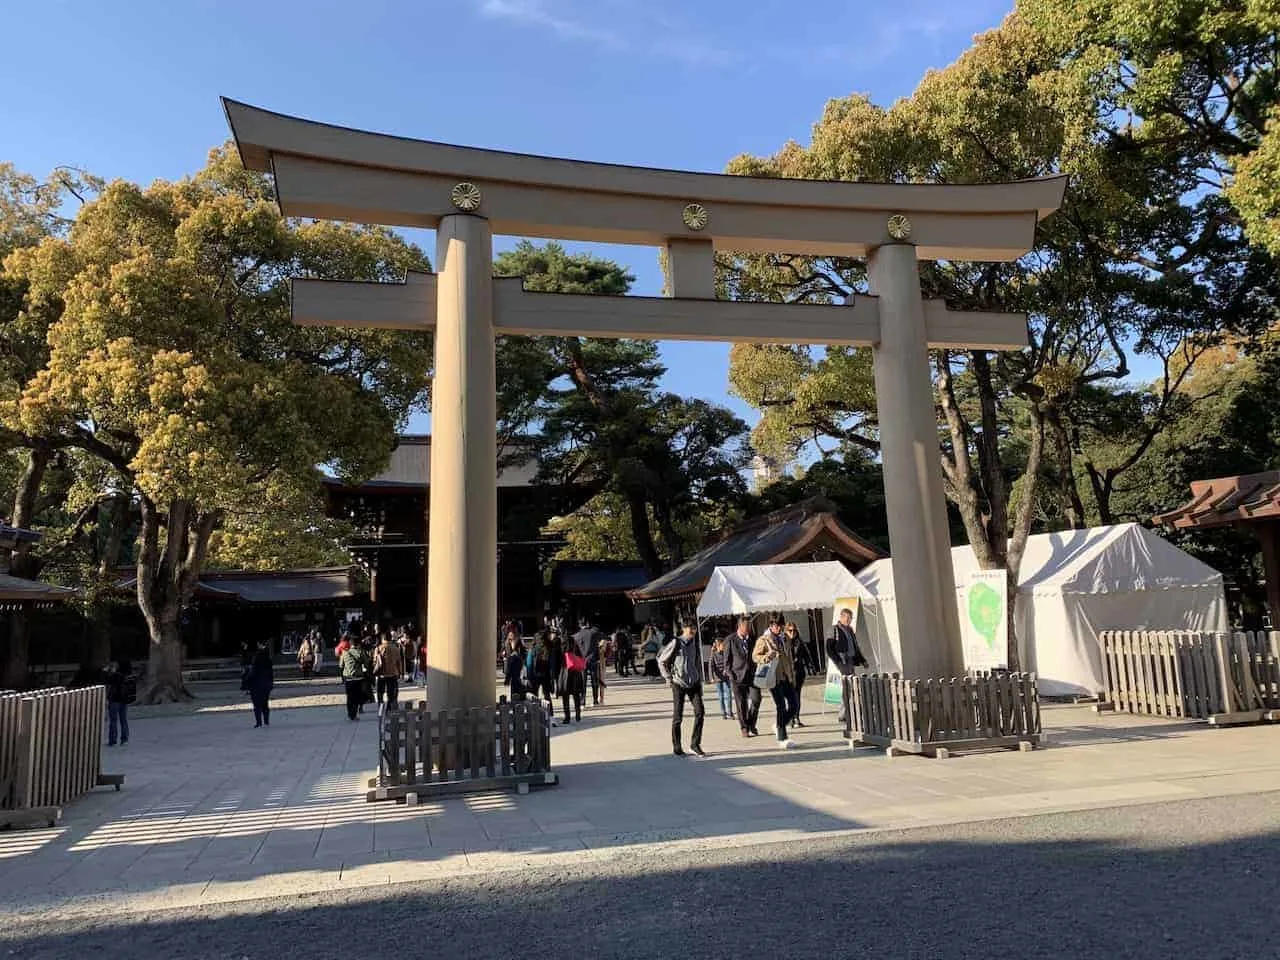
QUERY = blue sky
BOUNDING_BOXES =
[2,0,1015,433]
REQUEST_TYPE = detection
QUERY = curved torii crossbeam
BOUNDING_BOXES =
[224,99,1066,712]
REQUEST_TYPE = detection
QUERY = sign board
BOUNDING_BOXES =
[824,597,861,705]
[963,570,1008,670]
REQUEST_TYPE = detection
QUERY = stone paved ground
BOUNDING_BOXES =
[2,671,1278,920]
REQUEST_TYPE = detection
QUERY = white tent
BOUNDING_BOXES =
[694,562,895,670]
[696,561,872,617]
[857,523,1228,696]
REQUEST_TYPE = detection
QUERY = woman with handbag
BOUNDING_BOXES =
[753,617,797,749]
[557,632,586,724]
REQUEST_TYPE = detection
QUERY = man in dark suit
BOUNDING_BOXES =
[825,607,868,740]
[724,616,761,737]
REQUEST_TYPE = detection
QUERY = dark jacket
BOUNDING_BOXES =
[658,635,702,689]
[526,634,553,680]
[105,667,135,705]
[573,627,601,666]
[709,647,730,684]
[826,622,867,676]
[247,652,274,695]
[724,631,755,685]
[504,651,526,697]
[789,635,815,681]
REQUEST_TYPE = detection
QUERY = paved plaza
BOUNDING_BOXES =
[2,673,1279,921]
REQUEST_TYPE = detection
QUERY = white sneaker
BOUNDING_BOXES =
[779,739,796,750]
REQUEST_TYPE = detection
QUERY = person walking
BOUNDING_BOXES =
[526,630,556,715]
[826,606,868,740]
[658,624,706,757]
[725,617,761,737]
[246,643,275,728]
[754,617,797,749]
[641,623,663,680]
[784,621,814,727]
[595,633,608,705]
[104,658,136,746]
[557,633,586,724]
[399,630,414,683]
[503,633,527,702]
[416,635,428,685]
[709,636,735,720]
[573,621,603,707]
[296,635,316,679]
[340,640,371,721]
[374,631,403,707]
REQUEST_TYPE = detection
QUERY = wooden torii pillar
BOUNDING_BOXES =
[225,99,1066,713]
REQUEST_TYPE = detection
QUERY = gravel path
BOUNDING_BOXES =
[5,791,1277,960]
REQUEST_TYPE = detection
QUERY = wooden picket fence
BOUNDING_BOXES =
[0,685,124,828]
[848,672,1040,759]
[1098,630,1280,725]
[368,699,557,801]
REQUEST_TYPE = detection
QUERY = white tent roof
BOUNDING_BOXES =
[859,523,1223,600]
[696,561,872,617]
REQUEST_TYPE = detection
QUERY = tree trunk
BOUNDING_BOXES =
[1048,410,1087,529]
[2,447,51,689]
[1002,403,1046,672]
[143,607,187,703]
[625,490,664,579]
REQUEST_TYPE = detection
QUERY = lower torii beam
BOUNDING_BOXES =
[294,256,1027,693]
[293,273,1028,351]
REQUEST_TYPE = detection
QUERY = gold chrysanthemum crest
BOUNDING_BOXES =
[682,202,709,231]
[886,213,912,241]
[451,182,482,212]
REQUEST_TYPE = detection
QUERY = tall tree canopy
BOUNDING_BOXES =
[0,147,432,698]
[495,241,748,576]
[724,6,1280,664]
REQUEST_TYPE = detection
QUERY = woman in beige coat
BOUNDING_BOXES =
[753,617,797,749]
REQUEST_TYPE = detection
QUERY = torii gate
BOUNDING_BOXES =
[224,100,1066,714]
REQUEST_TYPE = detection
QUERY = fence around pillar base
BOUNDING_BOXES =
[367,700,557,801]
[848,673,1041,759]
[1097,630,1280,725]
[1,685,124,829]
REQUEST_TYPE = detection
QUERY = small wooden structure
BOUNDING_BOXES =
[848,672,1040,758]
[0,685,124,828]
[1155,472,1280,627]
[1097,630,1280,725]
[368,699,557,801]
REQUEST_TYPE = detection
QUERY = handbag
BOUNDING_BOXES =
[753,659,778,690]
[565,651,586,672]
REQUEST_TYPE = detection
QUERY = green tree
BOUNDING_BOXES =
[495,241,749,577]
[724,11,1278,666]
[2,146,432,700]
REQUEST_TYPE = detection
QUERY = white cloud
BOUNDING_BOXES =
[479,0,621,45]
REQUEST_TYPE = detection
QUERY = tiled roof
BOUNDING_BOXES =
[1154,471,1280,529]
[627,498,884,602]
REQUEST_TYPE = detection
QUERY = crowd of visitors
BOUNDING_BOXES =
[215,608,865,749]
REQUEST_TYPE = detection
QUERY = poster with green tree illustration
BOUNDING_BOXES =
[963,571,1008,670]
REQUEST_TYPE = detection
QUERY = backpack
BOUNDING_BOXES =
[123,674,138,704]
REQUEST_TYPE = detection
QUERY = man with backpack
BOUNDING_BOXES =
[105,658,136,746]
[658,624,706,757]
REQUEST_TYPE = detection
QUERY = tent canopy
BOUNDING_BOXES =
[858,523,1222,601]
[696,561,871,617]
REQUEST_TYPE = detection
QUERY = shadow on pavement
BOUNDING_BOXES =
[3,798,1277,960]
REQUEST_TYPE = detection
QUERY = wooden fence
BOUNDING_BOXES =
[1098,630,1280,725]
[1,685,123,828]
[369,699,557,801]
[848,672,1041,758]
